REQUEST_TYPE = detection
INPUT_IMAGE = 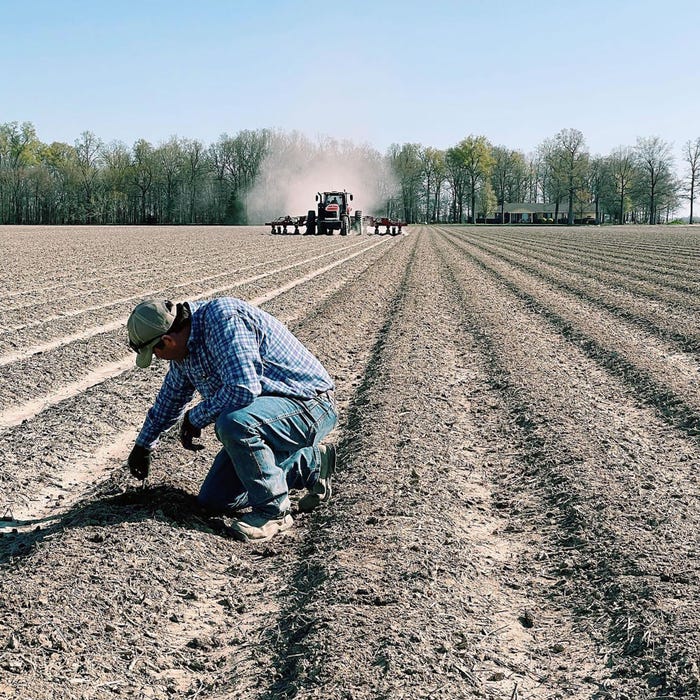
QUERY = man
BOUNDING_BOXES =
[126,297,338,542]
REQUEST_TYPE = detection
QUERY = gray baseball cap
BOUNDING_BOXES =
[127,299,176,368]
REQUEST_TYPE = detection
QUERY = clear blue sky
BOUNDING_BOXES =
[2,0,699,160]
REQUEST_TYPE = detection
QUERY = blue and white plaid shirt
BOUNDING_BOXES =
[136,298,334,449]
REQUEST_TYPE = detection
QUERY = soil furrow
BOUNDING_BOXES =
[453,227,700,310]
[240,228,600,700]
[0,238,393,416]
[439,228,700,416]
[0,230,415,700]
[441,229,700,442]
[458,230,700,356]
[433,228,700,697]
[471,226,700,280]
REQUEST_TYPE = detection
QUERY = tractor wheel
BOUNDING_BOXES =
[305,210,316,235]
[318,223,327,236]
[340,215,349,236]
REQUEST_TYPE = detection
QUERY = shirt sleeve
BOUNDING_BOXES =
[187,308,263,428]
[136,364,196,449]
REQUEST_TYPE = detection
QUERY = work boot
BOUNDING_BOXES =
[229,511,293,542]
[299,443,336,512]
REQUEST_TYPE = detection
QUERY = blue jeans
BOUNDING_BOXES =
[198,393,338,517]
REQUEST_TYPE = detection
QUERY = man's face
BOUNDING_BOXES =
[153,327,189,362]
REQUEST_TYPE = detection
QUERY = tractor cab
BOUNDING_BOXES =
[315,191,354,235]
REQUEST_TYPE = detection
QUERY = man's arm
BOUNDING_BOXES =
[136,364,197,449]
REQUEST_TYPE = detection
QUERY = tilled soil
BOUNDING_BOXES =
[0,225,699,700]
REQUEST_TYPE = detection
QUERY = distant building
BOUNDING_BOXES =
[479,202,598,224]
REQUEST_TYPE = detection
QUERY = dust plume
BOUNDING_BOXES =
[246,131,396,224]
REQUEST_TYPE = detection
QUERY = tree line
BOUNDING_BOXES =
[388,130,700,225]
[1,121,699,225]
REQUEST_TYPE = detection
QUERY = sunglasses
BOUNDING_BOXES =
[129,335,166,353]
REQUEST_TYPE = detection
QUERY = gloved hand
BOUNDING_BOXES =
[180,410,204,451]
[128,444,152,480]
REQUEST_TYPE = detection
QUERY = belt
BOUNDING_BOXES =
[316,389,335,401]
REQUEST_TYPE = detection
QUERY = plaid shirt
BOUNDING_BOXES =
[136,298,334,449]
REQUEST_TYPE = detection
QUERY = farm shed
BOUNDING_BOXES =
[480,202,597,224]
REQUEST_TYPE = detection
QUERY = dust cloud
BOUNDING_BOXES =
[246,131,396,224]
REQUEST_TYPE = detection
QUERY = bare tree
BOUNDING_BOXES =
[683,138,700,224]
[444,147,467,222]
[491,146,527,223]
[607,147,635,224]
[74,131,103,223]
[388,143,423,223]
[634,136,675,224]
[419,147,445,223]
[537,138,566,222]
[102,141,132,223]
[553,128,588,225]
[154,137,184,224]
[181,138,209,223]
[132,139,155,223]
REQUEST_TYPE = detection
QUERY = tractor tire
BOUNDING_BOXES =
[340,215,349,236]
[318,223,327,236]
[305,210,316,235]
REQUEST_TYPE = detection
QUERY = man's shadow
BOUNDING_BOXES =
[0,484,234,565]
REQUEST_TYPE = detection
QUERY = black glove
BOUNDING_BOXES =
[180,410,204,451]
[128,444,152,480]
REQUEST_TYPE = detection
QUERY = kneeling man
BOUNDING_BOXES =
[126,297,338,542]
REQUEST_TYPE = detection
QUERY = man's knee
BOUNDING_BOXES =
[215,408,256,444]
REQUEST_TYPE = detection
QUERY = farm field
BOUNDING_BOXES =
[0,223,698,700]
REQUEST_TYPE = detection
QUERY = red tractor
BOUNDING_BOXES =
[266,190,364,235]
[306,191,359,236]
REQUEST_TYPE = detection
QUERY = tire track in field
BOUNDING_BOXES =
[0,239,395,415]
[440,228,700,442]
[0,246,288,314]
[0,232,415,700]
[0,225,271,298]
[0,249,230,307]
[0,236,397,525]
[432,227,700,697]
[0,233,341,317]
[0,237,391,430]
